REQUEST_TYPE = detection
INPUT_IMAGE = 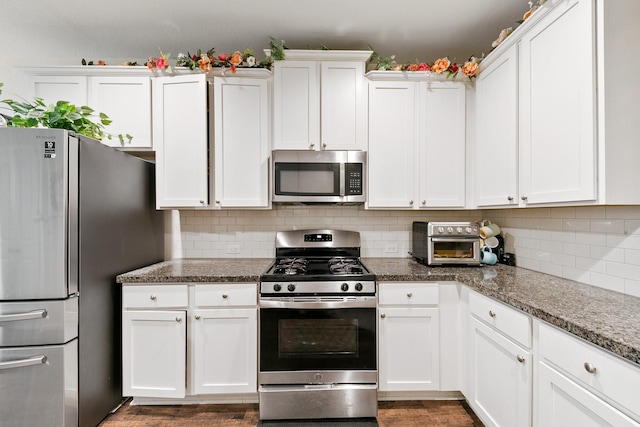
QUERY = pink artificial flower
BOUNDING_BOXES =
[218,53,228,62]
[417,62,429,72]
[156,57,168,70]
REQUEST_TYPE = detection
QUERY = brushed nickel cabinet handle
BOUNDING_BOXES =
[175,317,182,323]
[380,313,386,319]
[521,195,528,201]
[407,292,413,298]
[507,196,514,201]
[584,362,597,374]
[150,295,157,301]
[517,355,525,363]
[222,294,228,299]
[195,315,201,320]
[489,310,496,318]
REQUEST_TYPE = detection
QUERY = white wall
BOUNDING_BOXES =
[171,205,640,297]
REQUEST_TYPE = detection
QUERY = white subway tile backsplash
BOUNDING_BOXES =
[168,205,640,297]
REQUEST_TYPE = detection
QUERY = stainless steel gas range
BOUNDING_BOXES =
[258,229,377,421]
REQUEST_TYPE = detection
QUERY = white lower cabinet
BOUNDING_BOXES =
[537,322,640,426]
[192,283,257,394]
[467,291,532,427]
[122,283,257,400]
[122,285,188,398]
[378,282,440,391]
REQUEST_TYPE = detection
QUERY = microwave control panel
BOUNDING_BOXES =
[345,163,363,195]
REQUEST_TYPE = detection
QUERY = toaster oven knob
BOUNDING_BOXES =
[341,283,349,292]
[447,227,454,234]
[456,227,463,233]
[355,282,363,292]
[273,284,282,292]
[466,227,473,234]
[287,284,296,292]
[438,226,445,233]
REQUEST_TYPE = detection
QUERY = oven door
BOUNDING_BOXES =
[428,237,480,265]
[259,299,376,385]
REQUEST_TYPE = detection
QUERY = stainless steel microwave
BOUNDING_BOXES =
[272,150,366,203]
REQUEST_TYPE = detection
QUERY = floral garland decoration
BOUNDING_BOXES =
[372,55,483,80]
[175,48,266,74]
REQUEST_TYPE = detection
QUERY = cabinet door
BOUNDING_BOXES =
[153,74,209,208]
[213,77,269,208]
[89,76,152,149]
[469,317,531,427]
[193,308,257,394]
[320,61,366,150]
[273,61,319,150]
[519,0,596,205]
[475,45,519,207]
[538,362,639,427]
[378,307,440,391]
[122,310,186,398]
[367,81,417,208]
[28,75,88,107]
[419,81,466,208]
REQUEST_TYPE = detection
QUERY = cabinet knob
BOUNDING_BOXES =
[322,143,327,148]
[517,354,525,363]
[409,200,414,206]
[150,295,157,301]
[489,310,496,318]
[195,315,201,320]
[215,200,221,204]
[584,362,597,374]
[407,292,413,298]
[175,316,182,323]
[380,313,386,319]
[421,200,426,205]
[199,200,205,204]
[222,294,228,299]
[309,143,315,149]
[521,195,528,201]
[507,196,514,201]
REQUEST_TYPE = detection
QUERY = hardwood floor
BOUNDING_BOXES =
[99,399,484,426]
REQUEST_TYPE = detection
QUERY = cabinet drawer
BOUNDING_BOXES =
[539,322,640,420]
[194,283,257,307]
[378,282,438,306]
[123,285,188,309]
[469,291,531,348]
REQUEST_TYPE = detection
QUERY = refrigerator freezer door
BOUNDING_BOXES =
[0,128,74,300]
[0,340,78,427]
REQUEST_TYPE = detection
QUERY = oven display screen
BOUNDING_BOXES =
[278,318,358,357]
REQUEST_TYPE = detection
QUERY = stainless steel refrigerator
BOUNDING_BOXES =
[0,128,164,426]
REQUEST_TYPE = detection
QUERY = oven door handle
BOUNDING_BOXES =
[259,299,377,309]
[430,237,478,242]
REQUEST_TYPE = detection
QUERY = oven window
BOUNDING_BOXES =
[432,241,475,258]
[260,308,376,372]
[279,318,358,357]
[275,163,340,196]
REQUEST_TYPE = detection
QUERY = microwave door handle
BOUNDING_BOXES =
[339,163,346,197]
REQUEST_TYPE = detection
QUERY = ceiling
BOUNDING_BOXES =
[2,0,531,66]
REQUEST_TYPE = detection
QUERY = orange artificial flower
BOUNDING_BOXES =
[462,59,480,78]
[432,57,451,74]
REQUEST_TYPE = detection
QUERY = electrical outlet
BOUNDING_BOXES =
[384,243,398,253]
[227,243,241,254]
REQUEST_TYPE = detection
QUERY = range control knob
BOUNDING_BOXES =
[355,283,363,292]
[273,284,282,292]
[447,226,454,234]
[287,284,296,292]
[341,283,349,292]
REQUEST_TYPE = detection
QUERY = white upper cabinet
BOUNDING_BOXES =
[272,50,370,151]
[518,0,596,205]
[22,67,154,150]
[419,81,467,208]
[89,76,152,149]
[474,45,519,208]
[213,76,270,208]
[153,73,209,209]
[367,81,417,208]
[367,75,467,209]
[474,0,640,207]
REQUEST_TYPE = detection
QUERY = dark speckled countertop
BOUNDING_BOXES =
[117,257,640,367]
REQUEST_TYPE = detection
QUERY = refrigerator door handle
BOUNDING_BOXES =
[0,355,47,370]
[0,309,47,322]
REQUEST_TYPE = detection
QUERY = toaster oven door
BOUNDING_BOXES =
[428,238,480,265]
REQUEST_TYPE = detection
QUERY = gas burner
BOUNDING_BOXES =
[273,258,308,275]
[328,258,364,275]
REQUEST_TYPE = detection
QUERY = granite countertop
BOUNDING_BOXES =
[364,257,640,366]
[117,257,640,366]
